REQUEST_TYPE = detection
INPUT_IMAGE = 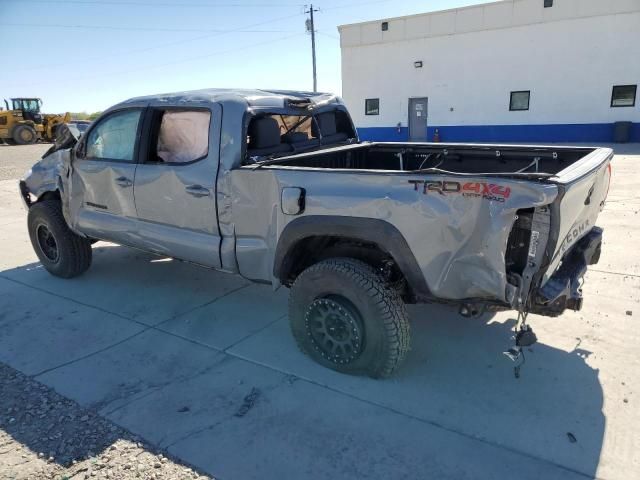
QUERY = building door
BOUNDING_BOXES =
[408,97,428,141]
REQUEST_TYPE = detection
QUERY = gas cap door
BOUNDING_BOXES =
[281,187,305,215]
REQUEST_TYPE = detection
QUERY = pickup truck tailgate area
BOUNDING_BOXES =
[528,148,612,315]
[544,148,613,283]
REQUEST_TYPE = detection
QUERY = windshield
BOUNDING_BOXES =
[12,99,41,112]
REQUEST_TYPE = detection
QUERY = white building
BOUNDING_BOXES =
[338,0,640,143]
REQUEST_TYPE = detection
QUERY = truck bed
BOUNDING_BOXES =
[265,142,596,178]
[246,141,612,310]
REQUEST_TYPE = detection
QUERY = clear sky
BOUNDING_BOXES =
[0,0,484,113]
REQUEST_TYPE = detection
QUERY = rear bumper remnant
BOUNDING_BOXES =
[531,226,603,317]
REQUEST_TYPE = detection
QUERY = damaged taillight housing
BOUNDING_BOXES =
[506,208,534,278]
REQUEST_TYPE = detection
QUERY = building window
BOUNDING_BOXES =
[544,0,553,8]
[381,22,388,31]
[509,91,530,111]
[611,85,637,107]
[365,98,380,115]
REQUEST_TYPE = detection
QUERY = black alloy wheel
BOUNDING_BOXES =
[305,296,365,365]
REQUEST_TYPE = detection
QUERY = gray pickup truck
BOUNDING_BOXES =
[20,89,612,377]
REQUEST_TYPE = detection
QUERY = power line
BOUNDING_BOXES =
[0,22,296,33]
[321,0,392,10]
[4,0,304,7]
[9,12,303,73]
[8,32,307,89]
[317,30,339,40]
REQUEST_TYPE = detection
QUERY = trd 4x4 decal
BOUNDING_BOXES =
[408,180,511,202]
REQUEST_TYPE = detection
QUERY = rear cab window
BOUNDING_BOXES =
[245,109,356,164]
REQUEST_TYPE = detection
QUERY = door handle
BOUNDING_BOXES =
[115,176,133,188]
[185,185,210,197]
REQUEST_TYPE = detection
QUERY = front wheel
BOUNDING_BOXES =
[27,200,92,278]
[289,258,411,378]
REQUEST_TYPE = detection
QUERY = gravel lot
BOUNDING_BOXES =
[0,144,49,182]
[1,363,210,480]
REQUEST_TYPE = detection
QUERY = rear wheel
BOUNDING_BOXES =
[27,200,92,278]
[13,125,37,145]
[289,258,411,378]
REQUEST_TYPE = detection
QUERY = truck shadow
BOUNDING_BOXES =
[0,244,604,478]
[398,302,604,477]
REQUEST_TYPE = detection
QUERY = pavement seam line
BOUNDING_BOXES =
[221,314,287,353]
[590,268,640,279]
[100,358,230,418]
[149,311,286,356]
[0,274,142,324]
[163,419,227,451]
[31,328,152,378]
[152,283,252,328]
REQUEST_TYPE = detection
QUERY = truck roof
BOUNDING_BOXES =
[115,88,340,110]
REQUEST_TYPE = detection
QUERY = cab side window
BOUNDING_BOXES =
[86,110,141,161]
[149,110,211,164]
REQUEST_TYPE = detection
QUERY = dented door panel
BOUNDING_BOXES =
[70,160,139,244]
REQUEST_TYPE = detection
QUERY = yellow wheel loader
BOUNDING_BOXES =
[0,98,71,145]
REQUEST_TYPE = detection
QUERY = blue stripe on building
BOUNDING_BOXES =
[357,123,640,143]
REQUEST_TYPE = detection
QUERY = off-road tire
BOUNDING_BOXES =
[27,199,92,278]
[289,258,410,378]
[13,125,37,145]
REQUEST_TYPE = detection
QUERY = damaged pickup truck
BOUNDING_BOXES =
[20,89,612,377]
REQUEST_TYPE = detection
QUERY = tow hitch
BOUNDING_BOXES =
[503,311,538,378]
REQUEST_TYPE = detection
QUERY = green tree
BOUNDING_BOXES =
[69,111,102,121]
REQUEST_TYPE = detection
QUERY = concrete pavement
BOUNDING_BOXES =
[0,144,638,479]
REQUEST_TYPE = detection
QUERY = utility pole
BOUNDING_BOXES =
[305,4,319,92]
